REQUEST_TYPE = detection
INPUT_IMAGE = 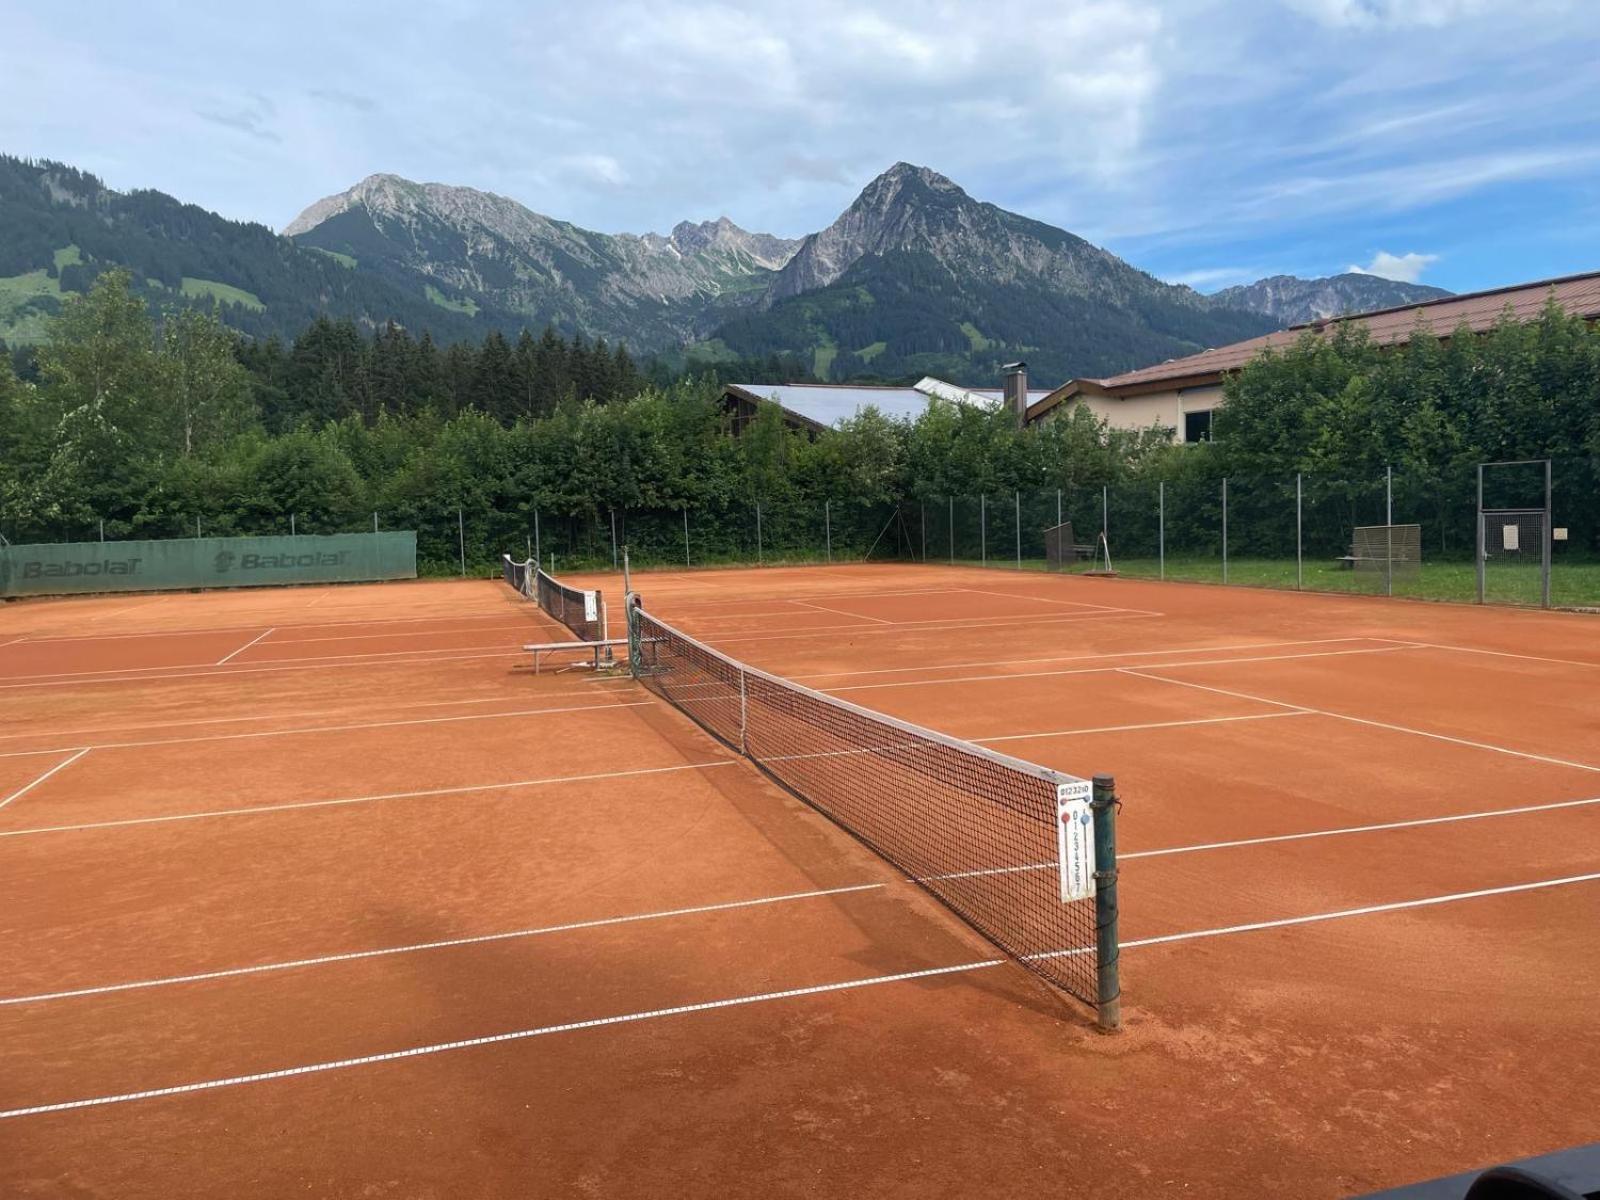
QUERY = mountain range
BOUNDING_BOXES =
[0,154,1449,384]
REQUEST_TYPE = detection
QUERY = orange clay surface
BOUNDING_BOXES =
[1,566,1596,1198]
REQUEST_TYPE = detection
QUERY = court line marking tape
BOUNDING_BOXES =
[1375,639,1600,671]
[215,628,276,666]
[1028,871,1600,961]
[0,700,654,760]
[701,610,1160,647]
[0,748,91,812]
[921,793,1600,882]
[786,637,1375,683]
[827,644,1415,695]
[974,710,1312,744]
[7,871,1598,1120]
[962,587,1137,614]
[1121,669,1600,775]
[0,958,1006,1120]
[16,790,1597,1003]
[791,600,893,625]
[0,758,741,839]
[0,639,531,684]
[0,884,885,1007]
[0,688,629,745]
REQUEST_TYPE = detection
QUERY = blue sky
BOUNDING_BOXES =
[3,0,1596,294]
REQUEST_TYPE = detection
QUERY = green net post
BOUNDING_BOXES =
[626,592,642,679]
[1092,773,1122,1031]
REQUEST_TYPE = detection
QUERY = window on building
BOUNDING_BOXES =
[1184,409,1213,443]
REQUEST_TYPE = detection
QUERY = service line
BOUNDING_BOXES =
[0,748,91,812]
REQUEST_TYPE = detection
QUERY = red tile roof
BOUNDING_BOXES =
[1032,269,1600,418]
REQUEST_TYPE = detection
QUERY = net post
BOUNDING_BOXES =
[1091,773,1121,1032]
[625,592,642,679]
[737,668,749,753]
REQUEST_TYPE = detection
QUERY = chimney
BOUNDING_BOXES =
[1002,361,1028,429]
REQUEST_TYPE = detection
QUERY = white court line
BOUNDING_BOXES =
[791,600,891,624]
[9,870,1600,1121]
[963,587,1133,614]
[921,793,1600,883]
[0,958,1005,1120]
[0,637,24,649]
[1121,669,1600,775]
[0,883,885,1007]
[0,699,654,760]
[0,648,529,692]
[216,628,276,666]
[0,635,534,683]
[826,644,1412,695]
[0,758,740,839]
[702,609,1159,648]
[787,637,1373,684]
[1377,639,1600,671]
[974,710,1312,745]
[0,688,627,745]
[252,623,536,647]
[1030,871,1600,961]
[0,748,91,812]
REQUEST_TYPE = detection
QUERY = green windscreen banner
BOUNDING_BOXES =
[0,532,418,597]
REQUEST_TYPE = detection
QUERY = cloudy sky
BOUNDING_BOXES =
[4,0,1597,293]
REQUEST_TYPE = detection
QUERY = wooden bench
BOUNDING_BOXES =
[521,638,628,674]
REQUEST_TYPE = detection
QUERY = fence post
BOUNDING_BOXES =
[457,507,466,577]
[948,497,954,564]
[99,519,104,543]
[610,509,618,570]
[1543,459,1553,609]
[1158,481,1165,581]
[684,507,690,569]
[981,495,987,567]
[920,501,927,563]
[1385,465,1394,597]
[290,513,296,537]
[1476,464,1485,604]
[756,502,763,566]
[373,511,379,533]
[1014,491,1021,570]
[1221,478,1228,584]
[534,509,541,568]
[1295,473,1303,590]
[196,516,202,540]
[825,499,832,564]
[1102,484,1108,542]
[1057,488,1062,528]
[1092,773,1122,1032]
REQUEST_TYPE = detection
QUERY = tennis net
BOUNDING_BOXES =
[627,598,1117,1015]
[535,566,607,644]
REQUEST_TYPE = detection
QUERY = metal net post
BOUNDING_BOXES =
[1092,773,1121,1032]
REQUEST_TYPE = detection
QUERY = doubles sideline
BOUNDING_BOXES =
[4,870,1596,1120]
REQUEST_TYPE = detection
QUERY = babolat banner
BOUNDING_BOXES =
[0,532,417,597]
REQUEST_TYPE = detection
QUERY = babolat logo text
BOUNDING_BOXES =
[231,551,351,572]
[21,558,144,580]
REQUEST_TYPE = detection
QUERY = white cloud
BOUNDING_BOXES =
[1348,250,1440,282]
[561,153,628,188]
[1162,267,1266,290]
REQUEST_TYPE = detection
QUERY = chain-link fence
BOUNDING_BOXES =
[7,460,1594,605]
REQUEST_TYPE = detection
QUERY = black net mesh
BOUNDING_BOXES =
[630,605,1101,1004]
[534,567,606,642]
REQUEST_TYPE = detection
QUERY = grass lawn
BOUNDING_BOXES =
[424,284,478,316]
[180,277,265,311]
[937,553,1600,608]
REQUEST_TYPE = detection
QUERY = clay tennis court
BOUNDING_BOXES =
[1,566,1596,1197]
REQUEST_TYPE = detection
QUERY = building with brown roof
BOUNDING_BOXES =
[1025,269,1600,443]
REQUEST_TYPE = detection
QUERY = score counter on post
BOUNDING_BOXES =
[1056,780,1096,903]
